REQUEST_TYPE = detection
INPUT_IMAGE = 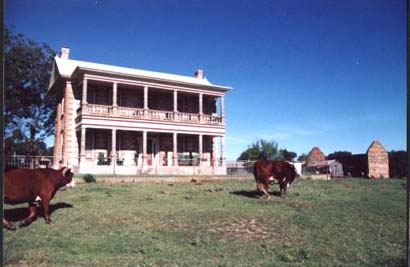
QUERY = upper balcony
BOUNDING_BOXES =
[78,104,223,125]
[74,80,225,127]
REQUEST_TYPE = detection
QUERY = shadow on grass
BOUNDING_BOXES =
[230,190,282,198]
[4,202,73,223]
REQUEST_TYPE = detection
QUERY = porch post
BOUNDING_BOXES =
[80,127,86,158]
[220,96,225,123]
[173,90,178,119]
[199,93,203,122]
[144,85,148,117]
[112,82,118,114]
[212,136,217,167]
[80,127,86,170]
[82,77,88,106]
[173,132,178,166]
[220,136,225,166]
[142,131,147,167]
[111,129,116,167]
[198,134,203,166]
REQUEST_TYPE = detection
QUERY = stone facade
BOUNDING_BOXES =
[48,48,231,176]
[366,141,389,178]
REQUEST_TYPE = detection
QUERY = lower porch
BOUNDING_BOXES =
[75,128,226,175]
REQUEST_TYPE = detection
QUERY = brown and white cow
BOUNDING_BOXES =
[3,167,73,230]
[253,160,297,198]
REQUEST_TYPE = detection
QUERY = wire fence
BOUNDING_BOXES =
[4,156,257,179]
[226,160,255,176]
[4,155,54,169]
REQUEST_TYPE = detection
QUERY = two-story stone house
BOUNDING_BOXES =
[49,48,231,175]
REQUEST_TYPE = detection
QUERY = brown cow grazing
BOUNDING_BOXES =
[3,167,73,230]
[253,160,297,198]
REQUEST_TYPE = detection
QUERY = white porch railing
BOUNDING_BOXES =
[79,104,223,125]
[84,104,112,115]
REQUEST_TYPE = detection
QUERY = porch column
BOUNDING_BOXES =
[220,136,225,166]
[212,136,217,167]
[142,131,147,167]
[82,77,88,106]
[112,82,118,114]
[111,129,116,166]
[143,85,148,117]
[173,90,178,119]
[199,93,203,122]
[220,96,225,123]
[173,132,178,166]
[80,127,86,167]
[198,134,203,166]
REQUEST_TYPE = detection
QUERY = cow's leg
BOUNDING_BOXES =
[256,181,261,192]
[3,218,16,231]
[284,182,288,197]
[19,202,38,227]
[279,182,287,197]
[260,181,270,199]
[257,181,265,194]
[40,196,53,224]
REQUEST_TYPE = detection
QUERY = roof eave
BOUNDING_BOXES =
[73,66,233,92]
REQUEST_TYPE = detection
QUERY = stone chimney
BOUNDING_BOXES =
[60,47,70,59]
[195,69,204,79]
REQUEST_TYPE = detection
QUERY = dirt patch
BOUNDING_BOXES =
[288,200,313,210]
[102,214,139,225]
[204,218,305,243]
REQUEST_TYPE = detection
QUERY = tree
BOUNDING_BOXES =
[279,149,297,161]
[327,151,353,160]
[297,153,308,162]
[4,27,56,155]
[237,139,280,161]
[388,150,407,178]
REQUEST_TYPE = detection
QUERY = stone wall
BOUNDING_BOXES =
[306,147,326,166]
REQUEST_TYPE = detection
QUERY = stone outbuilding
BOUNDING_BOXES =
[303,147,343,178]
[367,140,389,178]
[306,147,326,166]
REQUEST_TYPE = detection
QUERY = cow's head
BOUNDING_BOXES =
[59,167,74,186]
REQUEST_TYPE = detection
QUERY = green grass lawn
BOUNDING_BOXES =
[3,178,406,267]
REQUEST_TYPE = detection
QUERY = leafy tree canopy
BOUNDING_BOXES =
[388,150,407,178]
[297,153,308,162]
[237,139,281,161]
[4,27,56,155]
[327,151,353,160]
[279,149,298,161]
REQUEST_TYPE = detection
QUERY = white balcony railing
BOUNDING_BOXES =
[79,104,223,125]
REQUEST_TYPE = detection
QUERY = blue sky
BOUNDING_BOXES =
[5,0,406,160]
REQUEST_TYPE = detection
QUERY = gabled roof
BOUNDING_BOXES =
[48,56,232,92]
[366,140,387,154]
